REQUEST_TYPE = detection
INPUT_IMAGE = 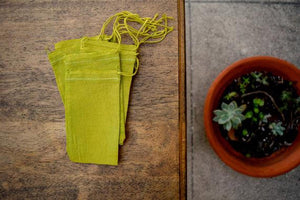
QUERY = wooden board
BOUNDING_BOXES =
[0,0,186,199]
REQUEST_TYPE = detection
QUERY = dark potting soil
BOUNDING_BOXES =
[218,71,300,158]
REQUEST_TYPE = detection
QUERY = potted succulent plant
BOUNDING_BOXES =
[204,56,300,177]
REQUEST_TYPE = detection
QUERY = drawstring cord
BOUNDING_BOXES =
[82,11,174,77]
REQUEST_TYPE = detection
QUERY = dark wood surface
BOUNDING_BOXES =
[178,0,186,199]
[0,0,186,199]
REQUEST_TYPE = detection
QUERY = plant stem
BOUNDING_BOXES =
[241,90,285,121]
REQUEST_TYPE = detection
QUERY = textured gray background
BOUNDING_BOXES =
[185,0,300,200]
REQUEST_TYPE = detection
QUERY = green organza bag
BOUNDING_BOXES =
[81,38,138,144]
[49,39,137,145]
[64,52,121,165]
[48,11,173,165]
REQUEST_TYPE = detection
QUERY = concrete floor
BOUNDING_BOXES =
[185,1,300,200]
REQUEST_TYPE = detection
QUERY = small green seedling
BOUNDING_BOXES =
[281,91,292,101]
[213,101,246,131]
[261,76,269,86]
[259,112,264,120]
[245,99,266,123]
[242,77,250,85]
[250,72,269,85]
[251,72,263,81]
[242,129,248,136]
[224,91,238,100]
[269,122,285,136]
[253,98,264,107]
[280,104,288,112]
[245,111,253,119]
[239,83,247,94]
[254,107,260,114]
[239,77,251,94]
[252,117,258,122]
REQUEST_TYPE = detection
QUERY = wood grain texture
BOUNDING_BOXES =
[178,0,186,199]
[0,0,185,199]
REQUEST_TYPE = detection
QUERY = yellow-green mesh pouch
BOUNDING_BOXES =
[48,39,137,145]
[70,11,173,144]
[47,11,174,165]
[81,38,138,144]
[64,52,120,165]
[48,43,82,104]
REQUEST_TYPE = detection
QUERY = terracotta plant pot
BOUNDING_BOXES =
[204,56,300,177]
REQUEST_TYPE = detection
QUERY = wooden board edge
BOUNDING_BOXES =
[178,0,187,200]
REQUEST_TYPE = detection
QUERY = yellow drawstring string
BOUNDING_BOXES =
[95,11,173,77]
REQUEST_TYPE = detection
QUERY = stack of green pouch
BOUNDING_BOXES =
[48,11,173,165]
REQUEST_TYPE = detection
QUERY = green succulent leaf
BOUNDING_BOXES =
[231,118,241,129]
[228,102,235,110]
[231,101,238,107]
[237,113,246,121]
[213,101,246,131]
[262,114,271,123]
[232,123,239,129]
[269,122,286,136]
[224,121,232,131]
[231,117,241,125]
[239,104,247,112]
[221,102,228,110]
[213,116,220,122]
[218,114,230,124]
[213,110,223,116]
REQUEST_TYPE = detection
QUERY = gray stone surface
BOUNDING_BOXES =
[186,0,300,3]
[186,1,300,200]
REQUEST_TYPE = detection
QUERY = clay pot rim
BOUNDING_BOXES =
[204,56,300,177]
